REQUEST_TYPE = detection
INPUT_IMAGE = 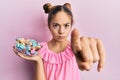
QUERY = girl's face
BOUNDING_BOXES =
[49,11,72,42]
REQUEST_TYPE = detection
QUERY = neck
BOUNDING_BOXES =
[47,39,70,53]
[51,39,69,45]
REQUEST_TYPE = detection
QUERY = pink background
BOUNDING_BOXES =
[0,0,120,80]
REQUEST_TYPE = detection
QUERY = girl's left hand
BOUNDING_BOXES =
[13,46,42,62]
[71,29,106,72]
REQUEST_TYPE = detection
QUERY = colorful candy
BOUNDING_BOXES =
[15,38,42,56]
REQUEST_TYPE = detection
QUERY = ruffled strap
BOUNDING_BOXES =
[38,42,74,64]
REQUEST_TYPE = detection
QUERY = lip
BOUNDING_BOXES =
[59,36,65,39]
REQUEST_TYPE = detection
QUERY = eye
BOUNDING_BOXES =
[64,24,70,28]
[53,24,59,28]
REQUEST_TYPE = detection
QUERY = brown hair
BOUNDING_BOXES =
[43,3,73,27]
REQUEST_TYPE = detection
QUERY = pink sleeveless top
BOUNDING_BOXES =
[38,42,80,80]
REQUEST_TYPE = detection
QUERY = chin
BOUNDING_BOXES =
[57,38,67,42]
[57,40,65,42]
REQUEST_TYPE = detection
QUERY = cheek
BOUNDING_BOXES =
[49,28,58,36]
[66,28,71,35]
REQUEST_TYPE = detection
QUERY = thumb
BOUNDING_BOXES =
[71,28,81,53]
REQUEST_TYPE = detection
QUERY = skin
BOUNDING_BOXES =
[47,11,72,53]
[13,47,46,80]
[13,10,105,80]
[71,29,105,71]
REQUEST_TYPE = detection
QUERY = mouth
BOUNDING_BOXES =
[59,36,65,39]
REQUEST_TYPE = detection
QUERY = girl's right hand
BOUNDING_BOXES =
[71,29,105,72]
[13,46,42,62]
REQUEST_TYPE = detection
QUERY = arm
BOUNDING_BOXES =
[13,47,46,80]
[34,60,46,80]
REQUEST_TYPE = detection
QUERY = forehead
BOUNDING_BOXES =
[51,11,71,24]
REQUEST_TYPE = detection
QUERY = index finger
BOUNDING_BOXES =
[71,28,81,51]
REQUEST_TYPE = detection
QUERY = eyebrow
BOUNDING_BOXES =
[52,23,70,25]
[52,23,59,25]
[64,23,70,25]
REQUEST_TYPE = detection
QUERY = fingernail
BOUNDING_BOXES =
[85,65,91,71]
[98,68,102,72]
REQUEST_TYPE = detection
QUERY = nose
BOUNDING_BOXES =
[59,27,65,34]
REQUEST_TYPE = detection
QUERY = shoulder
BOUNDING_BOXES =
[38,41,48,52]
[39,41,47,46]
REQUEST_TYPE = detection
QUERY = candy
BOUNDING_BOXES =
[15,38,42,56]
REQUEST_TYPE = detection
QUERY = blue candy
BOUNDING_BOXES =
[26,45,31,51]
[25,50,31,55]
[16,43,26,50]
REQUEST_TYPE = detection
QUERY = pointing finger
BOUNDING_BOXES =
[71,28,81,53]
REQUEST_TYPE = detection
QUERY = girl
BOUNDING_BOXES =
[13,3,105,80]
